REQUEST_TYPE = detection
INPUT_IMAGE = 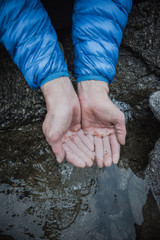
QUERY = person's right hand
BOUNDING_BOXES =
[41,77,94,168]
[78,80,127,168]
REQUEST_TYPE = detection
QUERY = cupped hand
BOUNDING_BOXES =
[41,77,94,168]
[78,80,127,168]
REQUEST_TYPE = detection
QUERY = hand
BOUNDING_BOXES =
[78,80,126,168]
[41,77,94,168]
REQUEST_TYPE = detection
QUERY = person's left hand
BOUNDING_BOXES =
[78,80,127,168]
[41,77,94,168]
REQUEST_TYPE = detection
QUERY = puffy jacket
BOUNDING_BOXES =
[0,0,132,89]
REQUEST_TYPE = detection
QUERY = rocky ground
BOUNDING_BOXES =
[145,91,160,211]
[0,0,160,239]
[149,91,160,121]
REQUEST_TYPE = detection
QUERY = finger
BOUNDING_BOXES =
[92,128,114,138]
[94,136,104,168]
[50,140,65,163]
[114,115,127,145]
[103,136,112,167]
[44,126,65,163]
[70,135,95,161]
[109,134,120,164]
[77,129,94,152]
[70,123,81,132]
[63,143,86,168]
[87,134,94,145]
[66,140,93,167]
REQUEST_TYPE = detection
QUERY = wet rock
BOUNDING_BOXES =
[60,166,137,240]
[135,190,160,240]
[145,138,160,211]
[115,167,133,191]
[149,91,160,121]
[0,122,102,240]
[123,0,160,76]
[0,44,46,130]
[128,174,149,225]
[146,90,160,212]
[110,222,134,240]
[0,118,159,240]
[119,117,160,173]
[111,48,159,111]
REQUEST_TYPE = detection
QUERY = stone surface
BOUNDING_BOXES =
[0,46,46,130]
[128,174,149,225]
[149,91,160,121]
[145,138,160,211]
[123,0,160,76]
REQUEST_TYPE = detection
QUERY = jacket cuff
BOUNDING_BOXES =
[76,75,110,84]
[40,71,70,88]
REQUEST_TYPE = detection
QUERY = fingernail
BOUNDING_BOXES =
[98,161,104,168]
[113,159,119,164]
[57,157,62,163]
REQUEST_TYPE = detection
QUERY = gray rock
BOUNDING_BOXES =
[123,0,160,76]
[149,91,160,121]
[110,222,131,240]
[128,174,149,225]
[0,44,46,130]
[145,138,160,211]
[115,167,133,191]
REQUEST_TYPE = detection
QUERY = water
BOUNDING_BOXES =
[0,115,160,240]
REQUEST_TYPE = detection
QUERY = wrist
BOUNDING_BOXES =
[78,80,109,99]
[41,77,75,110]
[41,77,72,96]
[78,80,109,92]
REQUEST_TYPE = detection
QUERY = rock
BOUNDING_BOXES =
[110,47,159,124]
[128,174,149,225]
[149,91,160,121]
[0,44,46,130]
[110,222,132,240]
[123,0,160,76]
[147,90,160,211]
[134,190,160,240]
[115,167,133,191]
[145,138,160,211]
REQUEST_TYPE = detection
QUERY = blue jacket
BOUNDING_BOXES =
[0,0,132,89]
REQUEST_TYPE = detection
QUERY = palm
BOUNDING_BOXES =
[41,77,95,168]
[78,80,126,168]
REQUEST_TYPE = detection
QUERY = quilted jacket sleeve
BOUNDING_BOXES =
[0,0,69,89]
[72,0,132,84]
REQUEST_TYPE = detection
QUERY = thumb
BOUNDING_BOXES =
[51,140,65,163]
[114,114,127,145]
[44,127,66,163]
[42,115,67,163]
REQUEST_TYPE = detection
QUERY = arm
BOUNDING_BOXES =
[72,0,132,167]
[0,0,69,89]
[0,0,94,168]
[72,0,132,84]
